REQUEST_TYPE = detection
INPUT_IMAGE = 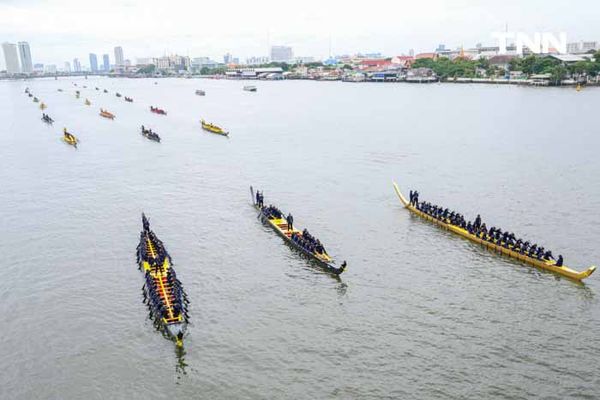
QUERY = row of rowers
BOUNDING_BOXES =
[255,190,327,256]
[409,191,564,266]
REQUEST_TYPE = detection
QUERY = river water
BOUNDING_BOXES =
[1,77,599,399]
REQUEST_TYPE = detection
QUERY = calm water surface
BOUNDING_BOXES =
[1,78,599,399]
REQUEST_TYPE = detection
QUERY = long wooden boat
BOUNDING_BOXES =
[141,127,161,142]
[99,109,115,119]
[136,214,188,347]
[62,131,78,147]
[201,119,229,136]
[150,106,167,115]
[250,186,346,275]
[393,182,596,281]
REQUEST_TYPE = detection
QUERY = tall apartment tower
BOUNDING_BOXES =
[89,53,98,72]
[114,46,124,66]
[17,42,33,73]
[2,42,21,74]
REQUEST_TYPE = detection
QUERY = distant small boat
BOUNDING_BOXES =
[116,92,122,97]
[33,97,39,103]
[243,85,257,92]
[195,90,206,96]
[141,126,161,142]
[124,97,133,102]
[63,130,78,148]
[95,87,99,90]
[57,88,63,92]
[103,89,108,93]
[150,106,167,115]
[100,109,115,119]
[85,99,91,106]
[28,93,33,97]
[39,102,47,110]
[41,114,54,124]
[201,119,229,136]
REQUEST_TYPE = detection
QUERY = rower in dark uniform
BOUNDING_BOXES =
[556,255,564,266]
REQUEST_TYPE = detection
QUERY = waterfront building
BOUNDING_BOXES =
[270,46,293,63]
[17,42,33,74]
[358,59,392,71]
[64,61,71,72]
[2,42,21,74]
[33,63,44,73]
[114,46,124,66]
[89,53,98,72]
[73,58,81,72]
[103,54,110,71]
[391,55,415,68]
[223,53,233,64]
[567,41,598,54]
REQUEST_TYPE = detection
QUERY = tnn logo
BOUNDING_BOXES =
[492,32,567,54]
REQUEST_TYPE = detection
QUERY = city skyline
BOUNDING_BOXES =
[1,0,600,70]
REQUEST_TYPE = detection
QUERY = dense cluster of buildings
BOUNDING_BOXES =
[2,40,599,84]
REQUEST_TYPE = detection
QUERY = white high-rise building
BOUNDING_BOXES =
[64,61,71,72]
[270,46,293,62]
[17,42,33,73]
[114,46,124,67]
[2,42,21,74]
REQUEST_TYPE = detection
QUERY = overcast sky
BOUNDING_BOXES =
[1,0,598,68]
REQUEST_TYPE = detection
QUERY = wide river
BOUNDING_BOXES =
[1,77,599,399]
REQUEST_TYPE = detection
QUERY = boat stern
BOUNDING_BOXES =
[166,323,186,346]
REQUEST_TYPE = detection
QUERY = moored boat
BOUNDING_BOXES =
[201,119,229,136]
[392,183,596,281]
[195,89,205,96]
[243,85,257,92]
[99,109,115,119]
[250,186,347,275]
[136,214,188,346]
[150,106,167,115]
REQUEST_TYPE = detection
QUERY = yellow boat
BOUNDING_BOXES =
[201,119,229,136]
[99,109,115,119]
[62,130,78,147]
[39,102,47,110]
[136,214,188,346]
[392,183,596,281]
[250,186,346,275]
[85,99,91,106]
